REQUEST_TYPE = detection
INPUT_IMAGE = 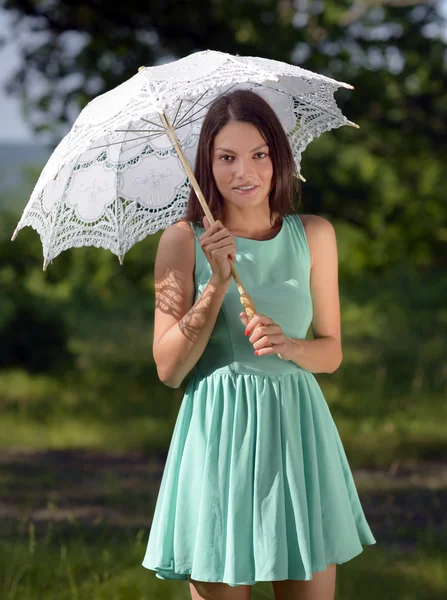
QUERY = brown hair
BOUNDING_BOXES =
[184,89,301,228]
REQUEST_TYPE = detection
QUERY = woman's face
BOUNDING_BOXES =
[212,120,273,211]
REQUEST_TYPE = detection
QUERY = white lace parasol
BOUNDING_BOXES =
[12,49,357,270]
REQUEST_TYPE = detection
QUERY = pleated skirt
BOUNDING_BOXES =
[142,370,376,587]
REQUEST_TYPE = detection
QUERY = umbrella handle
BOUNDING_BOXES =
[229,264,257,321]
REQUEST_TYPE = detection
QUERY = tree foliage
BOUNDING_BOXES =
[1,0,445,269]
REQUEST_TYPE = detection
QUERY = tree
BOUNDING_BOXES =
[1,0,446,269]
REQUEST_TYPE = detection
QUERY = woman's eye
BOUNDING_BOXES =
[255,152,267,159]
[219,155,234,162]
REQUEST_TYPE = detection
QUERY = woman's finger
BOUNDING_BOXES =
[240,312,249,324]
[252,333,285,351]
[254,346,280,357]
[249,313,274,327]
[245,313,263,334]
[200,229,231,248]
[248,324,281,343]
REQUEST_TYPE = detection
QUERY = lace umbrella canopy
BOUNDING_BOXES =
[12,49,357,319]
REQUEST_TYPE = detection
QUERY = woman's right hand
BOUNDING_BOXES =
[200,216,236,285]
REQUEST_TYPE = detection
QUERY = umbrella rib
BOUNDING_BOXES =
[175,113,210,129]
[173,90,210,129]
[89,132,165,150]
[175,83,239,129]
[140,117,165,130]
[113,132,167,154]
[172,99,184,128]
[115,129,164,134]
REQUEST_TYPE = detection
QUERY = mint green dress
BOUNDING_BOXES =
[142,213,376,587]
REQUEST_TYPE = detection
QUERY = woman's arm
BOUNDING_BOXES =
[153,220,231,388]
[287,214,342,373]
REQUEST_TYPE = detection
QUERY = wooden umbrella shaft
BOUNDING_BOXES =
[160,110,257,322]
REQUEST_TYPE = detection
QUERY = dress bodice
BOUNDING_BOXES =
[188,214,312,376]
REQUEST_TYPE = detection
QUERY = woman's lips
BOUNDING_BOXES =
[232,185,259,195]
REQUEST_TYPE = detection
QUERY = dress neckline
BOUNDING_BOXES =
[231,215,288,244]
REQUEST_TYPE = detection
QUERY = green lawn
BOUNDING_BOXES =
[1,520,446,599]
[1,447,446,600]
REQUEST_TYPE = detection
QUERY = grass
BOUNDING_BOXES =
[1,445,446,599]
[0,414,175,454]
[335,409,447,467]
[336,546,447,600]
[1,521,446,599]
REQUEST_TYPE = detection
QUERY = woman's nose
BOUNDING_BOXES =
[234,158,254,178]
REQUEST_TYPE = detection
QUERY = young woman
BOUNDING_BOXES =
[142,90,376,600]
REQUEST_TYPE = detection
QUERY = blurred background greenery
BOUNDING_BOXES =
[0,0,446,598]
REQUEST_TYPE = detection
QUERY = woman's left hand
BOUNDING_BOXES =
[239,312,294,361]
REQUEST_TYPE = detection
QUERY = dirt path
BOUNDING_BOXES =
[1,449,446,551]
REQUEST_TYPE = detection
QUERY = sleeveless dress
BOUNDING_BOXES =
[141,213,376,587]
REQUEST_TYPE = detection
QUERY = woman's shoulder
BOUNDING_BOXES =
[156,218,196,261]
[297,214,335,239]
[295,214,337,266]
[297,213,333,230]
[160,218,195,242]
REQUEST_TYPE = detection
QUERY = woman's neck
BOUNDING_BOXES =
[223,211,282,240]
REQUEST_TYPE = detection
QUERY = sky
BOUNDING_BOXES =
[0,9,34,141]
[1,3,446,144]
